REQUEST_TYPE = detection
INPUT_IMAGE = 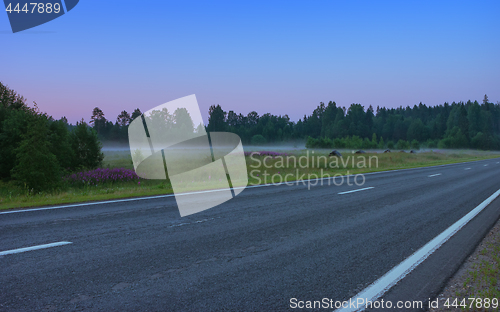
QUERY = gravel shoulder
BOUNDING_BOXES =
[430,214,500,312]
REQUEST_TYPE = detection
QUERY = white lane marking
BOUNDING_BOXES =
[334,188,500,312]
[338,187,374,195]
[428,173,442,177]
[464,168,471,170]
[2,158,499,215]
[0,242,72,256]
[484,164,488,166]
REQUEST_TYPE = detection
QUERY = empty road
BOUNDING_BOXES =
[1,158,500,311]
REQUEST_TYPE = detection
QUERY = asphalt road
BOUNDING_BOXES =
[1,158,500,311]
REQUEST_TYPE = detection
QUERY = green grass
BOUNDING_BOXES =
[456,244,500,311]
[1,148,499,210]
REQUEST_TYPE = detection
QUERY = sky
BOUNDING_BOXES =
[1,1,499,124]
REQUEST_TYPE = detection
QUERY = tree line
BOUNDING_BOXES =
[203,96,500,150]
[91,95,500,150]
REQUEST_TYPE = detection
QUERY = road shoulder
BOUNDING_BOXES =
[430,212,500,312]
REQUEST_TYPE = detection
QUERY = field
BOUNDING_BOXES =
[1,147,499,210]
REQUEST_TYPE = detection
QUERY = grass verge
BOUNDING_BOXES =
[1,149,499,210]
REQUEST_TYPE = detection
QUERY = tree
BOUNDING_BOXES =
[11,113,61,192]
[70,120,104,169]
[131,108,142,121]
[173,107,194,134]
[0,109,29,178]
[227,110,239,127]
[0,83,30,178]
[407,119,425,142]
[116,110,131,127]
[49,118,75,170]
[247,111,259,126]
[0,82,26,111]
[207,104,227,131]
[483,94,489,105]
[90,107,106,135]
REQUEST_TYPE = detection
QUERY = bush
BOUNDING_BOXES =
[387,141,395,149]
[471,132,500,150]
[396,139,410,150]
[378,137,385,149]
[439,126,468,149]
[410,139,420,150]
[362,137,373,149]
[251,134,267,145]
[425,139,438,148]
[64,167,140,187]
[333,138,346,148]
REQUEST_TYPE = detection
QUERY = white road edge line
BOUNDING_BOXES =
[0,242,72,256]
[338,187,374,195]
[334,188,500,312]
[428,173,441,177]
[1,157,499,215]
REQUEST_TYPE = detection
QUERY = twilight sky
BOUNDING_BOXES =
[1,1,499,124]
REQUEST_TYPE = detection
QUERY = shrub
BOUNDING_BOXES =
[396,139,410,150]
[426,139,438,148]
[333,138,346,148]
[378,137,385,149]
[64,167,140,187]
[251,134,267,145]
[410,139,420,150]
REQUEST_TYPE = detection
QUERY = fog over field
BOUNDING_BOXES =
[102,141,500,156]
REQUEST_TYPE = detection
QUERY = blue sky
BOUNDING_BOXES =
[1,1,499,124]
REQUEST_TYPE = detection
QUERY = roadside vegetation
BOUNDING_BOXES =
[1,147,498,210]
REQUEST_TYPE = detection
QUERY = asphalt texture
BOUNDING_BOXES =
[1,158,500,311]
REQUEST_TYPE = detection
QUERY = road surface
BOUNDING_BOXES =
[1,158,500,311]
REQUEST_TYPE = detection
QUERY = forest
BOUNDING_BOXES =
[90,95,500,151]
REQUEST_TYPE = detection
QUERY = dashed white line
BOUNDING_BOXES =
[464,168,471,170]
[428,173,442,177]
[338,187,374,195]
[334,188,500,312]
[484,164,489,167]
[0,242,72,256]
